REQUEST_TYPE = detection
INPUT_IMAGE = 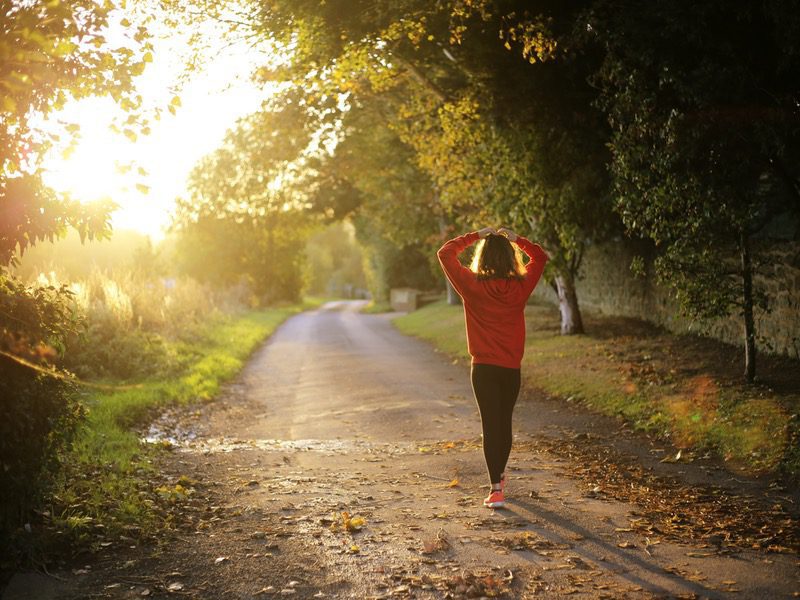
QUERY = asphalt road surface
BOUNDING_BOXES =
[7,300,797,600]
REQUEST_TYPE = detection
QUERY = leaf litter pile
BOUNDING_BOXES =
[371,565,515,599]
[525,435,799,554]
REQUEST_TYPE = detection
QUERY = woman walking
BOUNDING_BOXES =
[437,227,548,508]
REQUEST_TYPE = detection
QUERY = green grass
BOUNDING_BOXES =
[52,299,323,541]
[394,299,799,477]
[360,300,394,314]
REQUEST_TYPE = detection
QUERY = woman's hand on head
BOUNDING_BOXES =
[477,227,496,239]
[497,227,518,242]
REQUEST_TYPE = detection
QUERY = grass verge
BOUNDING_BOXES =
[49,299,324,548]
[360,300,394,314]
[394,299,800,479]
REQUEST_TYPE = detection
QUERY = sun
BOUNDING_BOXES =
[43,98,132,203]
[41,24,276,240]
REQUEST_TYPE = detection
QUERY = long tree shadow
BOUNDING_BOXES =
[501,497,725,599]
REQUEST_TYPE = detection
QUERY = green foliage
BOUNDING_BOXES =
[586,0,800,376]
[201,0,617,330]
[0,0,153,540]
[1,0,152,266]
[353,214,440,302]
[303,104,444,300]
[173,99,315,304]
[50,267,241,379]
[0,271,84,535]
[0,364,82,539]
[305,221,367,297]
[174,213,309,304]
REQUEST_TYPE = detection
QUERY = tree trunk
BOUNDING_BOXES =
[445,278,462,305]
[437,214,461,305]
[740,232,756,382]
[554,272,584,335]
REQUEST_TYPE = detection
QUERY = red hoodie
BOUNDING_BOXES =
[437,232,548,369]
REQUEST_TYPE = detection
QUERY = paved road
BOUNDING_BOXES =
[176,301,797,599]
[231,300,480,443]
[15,300,796,600]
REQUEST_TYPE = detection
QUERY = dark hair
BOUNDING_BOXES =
[470,234,526,280]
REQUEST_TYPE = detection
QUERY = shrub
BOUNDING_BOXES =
[0,272,84,539]
[37,268,242,379]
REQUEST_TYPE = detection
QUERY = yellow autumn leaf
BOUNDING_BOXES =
[447,478,459,488]
[340,511,365,532]
[347,516,365,530]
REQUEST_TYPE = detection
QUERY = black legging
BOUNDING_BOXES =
[470,363,521,485]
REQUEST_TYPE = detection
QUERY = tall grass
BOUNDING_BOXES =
[33,268,251,379]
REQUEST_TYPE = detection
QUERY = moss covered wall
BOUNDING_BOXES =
[533,239,800,359]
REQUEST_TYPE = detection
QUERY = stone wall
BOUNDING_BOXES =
[532,238,800,359]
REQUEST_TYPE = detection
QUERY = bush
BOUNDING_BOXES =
[0,364,82,530]
[0,272,84,538]
[44,269,242,379]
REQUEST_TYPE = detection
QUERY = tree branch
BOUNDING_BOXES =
[390,52,451,104]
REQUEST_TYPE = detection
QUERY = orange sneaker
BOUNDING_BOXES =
[483,489,505,508]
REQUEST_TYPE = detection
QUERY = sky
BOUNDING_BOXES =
[41,11,274,241]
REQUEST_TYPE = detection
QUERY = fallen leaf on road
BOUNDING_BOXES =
[214,556,229,564]
[167,582,184,592]
[337,511,365,532]
[446,478,459,488]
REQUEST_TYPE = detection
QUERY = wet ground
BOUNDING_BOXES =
[5,301,798,599]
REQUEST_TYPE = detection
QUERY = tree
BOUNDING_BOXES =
[388,10,615,332]
[311,103,445,301]
[305,221,367,297]
[234,0,617,333]
[173,98,316,303]
[587,0,800,380]
[1,0,152,265]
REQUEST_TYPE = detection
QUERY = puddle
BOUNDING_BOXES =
[142,434,413,455]
[142,421,198,446]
